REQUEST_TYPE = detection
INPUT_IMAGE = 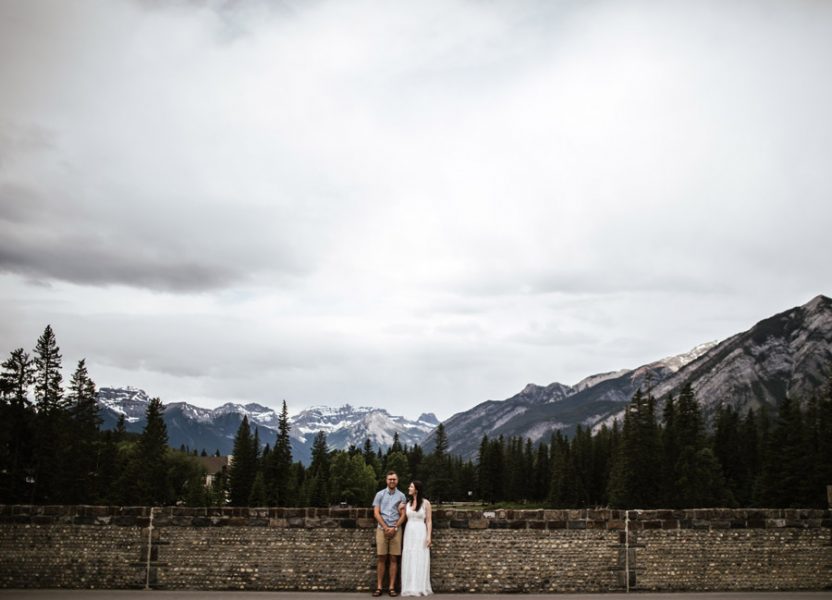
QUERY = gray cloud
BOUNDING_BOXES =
[1,0,831,418]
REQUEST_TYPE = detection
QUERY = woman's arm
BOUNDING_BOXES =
[396,501,406,528]
[425,500,432,547]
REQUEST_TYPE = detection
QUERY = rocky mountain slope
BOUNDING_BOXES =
[651,294,832,420]
[423,342,716,459]
[425,295,832,460]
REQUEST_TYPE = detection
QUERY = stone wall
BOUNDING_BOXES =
[1,505,830,592]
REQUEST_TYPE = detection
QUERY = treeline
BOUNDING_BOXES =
[477,383,831,509]
[0,326,208,506]
[222,408,470,508]
[227,380,832,510]
[2,326,830,508]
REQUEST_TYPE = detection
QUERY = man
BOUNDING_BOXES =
[372,471,406,597]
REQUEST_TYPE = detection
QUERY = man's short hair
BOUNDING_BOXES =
[386,471,397,477]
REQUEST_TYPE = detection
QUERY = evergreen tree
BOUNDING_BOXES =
[0,348,34,405]
[228,416,257,506]
[425,423,452,502]
[759,395,811,507]
[306,431,330,507]
[660,395,679,505]
[571,426,594,506]
[135,397,171,505]
[548,431,577,507]
[519,438,535,502]
[66,359,101,503]
[713,404,744,505]
[447,456,476,502]
[737,408,760,506]
[31,326,69,502]
[116,413,127,436]
[671,384,728,507]
[407,444,423,484]
[362,438,382,479]
[32,325,64,411]
[96,429,120,504]
[249,472,267,506]
[504,437,525,502]
[592,423,617,507]
[0,349,35,502]
[751,406,771,505]
[608,389,661,508]
[477,435,504,504]
[434,423,448,458]
[265,400,295,506]
[389,432,403,455]
[208,465,229,507]
[532,440,550,502]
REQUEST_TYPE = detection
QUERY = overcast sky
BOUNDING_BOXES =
[1,0,830,421]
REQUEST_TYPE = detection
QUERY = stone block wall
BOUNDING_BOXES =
[1,505,830,592]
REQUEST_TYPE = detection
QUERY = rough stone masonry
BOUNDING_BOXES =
[0,505,830,592]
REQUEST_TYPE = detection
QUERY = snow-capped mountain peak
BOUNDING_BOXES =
[96,386,152,423]
[96,391,437,463]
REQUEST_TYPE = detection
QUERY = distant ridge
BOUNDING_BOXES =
[96,391,433,464]
[425,295,832,459]
[99,295,832,463]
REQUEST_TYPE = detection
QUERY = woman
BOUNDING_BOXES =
[400,480,433,596]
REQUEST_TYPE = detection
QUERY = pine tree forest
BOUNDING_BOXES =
[1,327,831,508]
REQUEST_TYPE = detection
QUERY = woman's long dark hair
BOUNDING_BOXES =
[409,480,426,513]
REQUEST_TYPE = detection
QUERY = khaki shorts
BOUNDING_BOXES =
[376,527,402,556]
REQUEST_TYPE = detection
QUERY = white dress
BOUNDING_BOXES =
[400,501,433,596]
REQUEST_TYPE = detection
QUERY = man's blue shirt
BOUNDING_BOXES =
[372,487,406,527]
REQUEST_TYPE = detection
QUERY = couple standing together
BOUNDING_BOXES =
[372,471,432,597]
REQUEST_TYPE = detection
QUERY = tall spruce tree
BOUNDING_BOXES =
[608,389,661,508]
[31,325,69,502]
[228,416,257,506]
[571,426,594,506]
[736,408,760,506]
[0,349,35,502]
[135,397,170,505]
[389,432,403,455]
[33,325,64,411]
[532,440,550,501]
[426,423,452,502]
[307,431,331,507]
[363,438,382,479]
[548,430,577,507]
[714,404,745,505]
[1,348,34,405]
[660,395,679,505]
[663,384,728,507]
[272,400,294,505]
[479,435,505,504]
[66,359,101,503]
[759,395,810,507]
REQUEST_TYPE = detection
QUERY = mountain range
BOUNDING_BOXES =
[97,294,832,463]
[422,294,832,458]
[96,388,437,464]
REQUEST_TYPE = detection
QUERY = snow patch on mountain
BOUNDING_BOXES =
[656,341,719,372]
